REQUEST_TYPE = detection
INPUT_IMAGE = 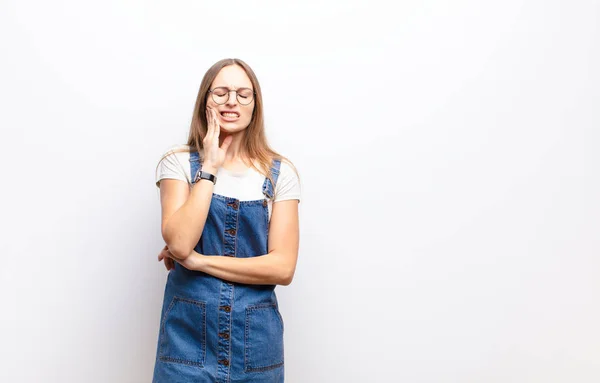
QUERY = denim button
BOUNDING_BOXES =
[227,229,236,235]
[218,359,230,366]
[219,332,230,339]
[262,199,268,207]
[220,305,231,312]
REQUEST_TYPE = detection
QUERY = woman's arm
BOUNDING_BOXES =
[160,108,232,259]
[162,199,300,285]
[159,175,216,260]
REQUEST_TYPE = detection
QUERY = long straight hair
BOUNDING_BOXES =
[157,58,298,188]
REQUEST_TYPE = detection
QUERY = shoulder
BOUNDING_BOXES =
[155,144,194,187]
[277,158,299,180]
[159,144,193,163]
[273,156,301,202]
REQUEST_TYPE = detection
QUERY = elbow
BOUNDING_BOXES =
[162,231,193,260]
[162,237,192,260]
[169,246,192,260]
[278,267,295,286]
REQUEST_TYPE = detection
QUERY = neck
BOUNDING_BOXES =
[220,130,249,165]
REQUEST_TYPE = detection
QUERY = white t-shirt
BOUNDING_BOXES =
[155,145,301,220]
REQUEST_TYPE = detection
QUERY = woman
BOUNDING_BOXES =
[152,58,301,382]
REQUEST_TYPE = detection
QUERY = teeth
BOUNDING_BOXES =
[222,112,238,118]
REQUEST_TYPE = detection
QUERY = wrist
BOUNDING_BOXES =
[191,251,207,271]
[194,167,217,185]
[202,165,217,174]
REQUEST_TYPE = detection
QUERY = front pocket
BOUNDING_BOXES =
[159,296,206,367]
[244,303,284,372]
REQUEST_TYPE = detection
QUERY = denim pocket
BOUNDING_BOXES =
[244,303,284,372]
[159,296,206,367]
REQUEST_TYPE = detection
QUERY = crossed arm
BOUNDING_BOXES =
[158,179,299,286]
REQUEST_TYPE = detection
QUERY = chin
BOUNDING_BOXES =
[221,122,248,133]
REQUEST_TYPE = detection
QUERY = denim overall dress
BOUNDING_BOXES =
[152,152,285,383]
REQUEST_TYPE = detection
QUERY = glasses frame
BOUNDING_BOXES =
[208,86,256,106]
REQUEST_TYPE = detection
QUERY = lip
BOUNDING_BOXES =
[219,110,240,122]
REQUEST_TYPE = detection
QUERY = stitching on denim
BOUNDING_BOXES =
[263,159,282,201]
[201,298,206,366]
[244,306,250,372]
[227,284,234,383]
[247,302,277,310]
[190,152,200,185]
[158,296,207,367]
[158,296,178,358]
[211,193,265,205]
[221,202,226,257]
[244,303,284,372]
[234,202,239,257]
[261,176,270,199]
[158,356,205,367]
[263,201,269,239]
[246,362,284,373]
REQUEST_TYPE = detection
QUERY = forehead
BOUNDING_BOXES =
[212,65,252,88]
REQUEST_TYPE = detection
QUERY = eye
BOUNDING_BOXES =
[238,89,253,98]
[212,88,228,97]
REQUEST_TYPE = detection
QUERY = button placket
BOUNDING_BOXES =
[216,291,233,380]
[216,199,238,382]
[223,198,239,259]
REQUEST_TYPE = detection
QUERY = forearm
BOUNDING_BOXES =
[162,174,216,259]
[190,251,295,286]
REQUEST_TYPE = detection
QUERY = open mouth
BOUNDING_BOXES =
[220,111,240,118]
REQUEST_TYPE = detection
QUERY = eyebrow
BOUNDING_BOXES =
[212,85,253,90]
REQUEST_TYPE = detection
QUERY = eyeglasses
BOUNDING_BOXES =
[208,87,255,105]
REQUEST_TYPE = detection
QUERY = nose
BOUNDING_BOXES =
[226,90,238,106]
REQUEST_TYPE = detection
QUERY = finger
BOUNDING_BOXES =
[212,109,220,139]
[158,246,169,261]
[210,107,216,132]
[205,108,214,138]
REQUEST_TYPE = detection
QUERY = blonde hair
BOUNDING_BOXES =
[156,58,298,190]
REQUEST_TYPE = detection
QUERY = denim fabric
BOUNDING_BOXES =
[153,152,284,383]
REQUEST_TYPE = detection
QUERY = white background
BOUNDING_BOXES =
[1,0,598,382]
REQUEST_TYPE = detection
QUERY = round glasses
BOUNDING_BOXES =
[208,87,255,105]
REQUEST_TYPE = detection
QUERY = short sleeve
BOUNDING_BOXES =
[274,160,301,203]
[155,145,192,188]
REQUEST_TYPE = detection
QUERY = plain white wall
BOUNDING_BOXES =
[1,0,598,382]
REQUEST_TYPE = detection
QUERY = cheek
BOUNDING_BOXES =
[242,106,255,121]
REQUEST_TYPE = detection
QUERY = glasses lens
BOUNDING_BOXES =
[211,87,229,105]
[237,88,254,105]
